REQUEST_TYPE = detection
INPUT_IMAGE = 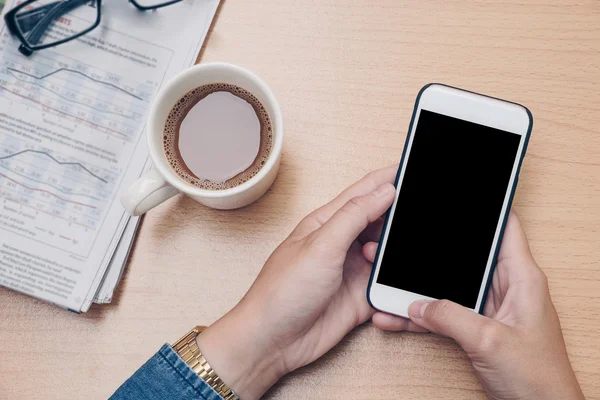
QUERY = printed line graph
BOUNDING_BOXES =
[7,70,137,120]
[0,171,97,209]
[6,67,144,100]
[0,85,129,138]
[0,32,159,142]
[0,149,108,183]
[0,162,102,202]
[0,134,119,254]
[0,136,116,220]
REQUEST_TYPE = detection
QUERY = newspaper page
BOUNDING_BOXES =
[0,0,219,311]
[93,1,219,305]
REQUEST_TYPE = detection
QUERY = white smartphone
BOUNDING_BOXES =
[367,84,533,318]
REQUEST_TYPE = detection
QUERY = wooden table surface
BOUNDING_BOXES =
[2,1,600,399]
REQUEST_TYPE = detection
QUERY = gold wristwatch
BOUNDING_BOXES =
[172,326,239,400]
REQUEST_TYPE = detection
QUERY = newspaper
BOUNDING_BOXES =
[93,159,150,304]
[0,0,219,312]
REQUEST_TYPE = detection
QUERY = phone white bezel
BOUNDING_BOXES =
[368,84,531,318]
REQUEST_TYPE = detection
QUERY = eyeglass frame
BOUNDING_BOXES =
[4,0,183,55]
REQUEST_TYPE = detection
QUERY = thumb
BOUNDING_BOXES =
[409,300,499,352]
[315,183,395,250]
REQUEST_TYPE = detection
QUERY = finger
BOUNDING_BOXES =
[362,241,379,263]
[498,211,548,283]
[498,211,534,264]
[292,165,398,239]
[314,166,397,221]
[408,299,501,352]
[372,312,429,332]
[315,183,395,251]
[358,217,385,244]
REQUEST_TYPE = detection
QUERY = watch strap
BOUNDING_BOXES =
[172,326,239,400]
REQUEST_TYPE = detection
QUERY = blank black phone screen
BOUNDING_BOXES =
[376,110,522,308]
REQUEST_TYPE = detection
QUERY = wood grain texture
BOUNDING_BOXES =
[1,0,599,398]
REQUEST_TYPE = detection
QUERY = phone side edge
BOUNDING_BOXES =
[476,105,534,314]
[366,83,436,311]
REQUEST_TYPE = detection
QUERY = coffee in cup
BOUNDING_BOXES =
[163,83,273,190]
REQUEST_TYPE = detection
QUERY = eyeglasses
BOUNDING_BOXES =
[4,0,183,56]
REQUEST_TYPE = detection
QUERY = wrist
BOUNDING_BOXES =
[532,373,585,400]
[195,302,286,400]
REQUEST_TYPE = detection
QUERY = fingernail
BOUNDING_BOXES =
[409,301,431,319]
[373,183,394,198]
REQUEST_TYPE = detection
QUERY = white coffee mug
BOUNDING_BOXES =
[121,63,283,216]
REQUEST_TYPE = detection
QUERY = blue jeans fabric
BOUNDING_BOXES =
[110,344,224,400]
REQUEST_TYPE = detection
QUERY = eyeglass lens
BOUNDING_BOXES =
[14,0,99,49]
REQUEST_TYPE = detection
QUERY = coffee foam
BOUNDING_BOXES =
[163,83,273,190]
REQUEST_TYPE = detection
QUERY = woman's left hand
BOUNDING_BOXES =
[196,165,422,400]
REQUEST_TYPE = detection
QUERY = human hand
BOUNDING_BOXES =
[366,212,585,400]
[196,166,399,400]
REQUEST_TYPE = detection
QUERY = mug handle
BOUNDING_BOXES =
[121,168,180,216]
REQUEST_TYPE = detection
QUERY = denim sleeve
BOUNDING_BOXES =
[110,344,224,400]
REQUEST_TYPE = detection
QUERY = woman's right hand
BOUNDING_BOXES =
[365,212,585,400]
